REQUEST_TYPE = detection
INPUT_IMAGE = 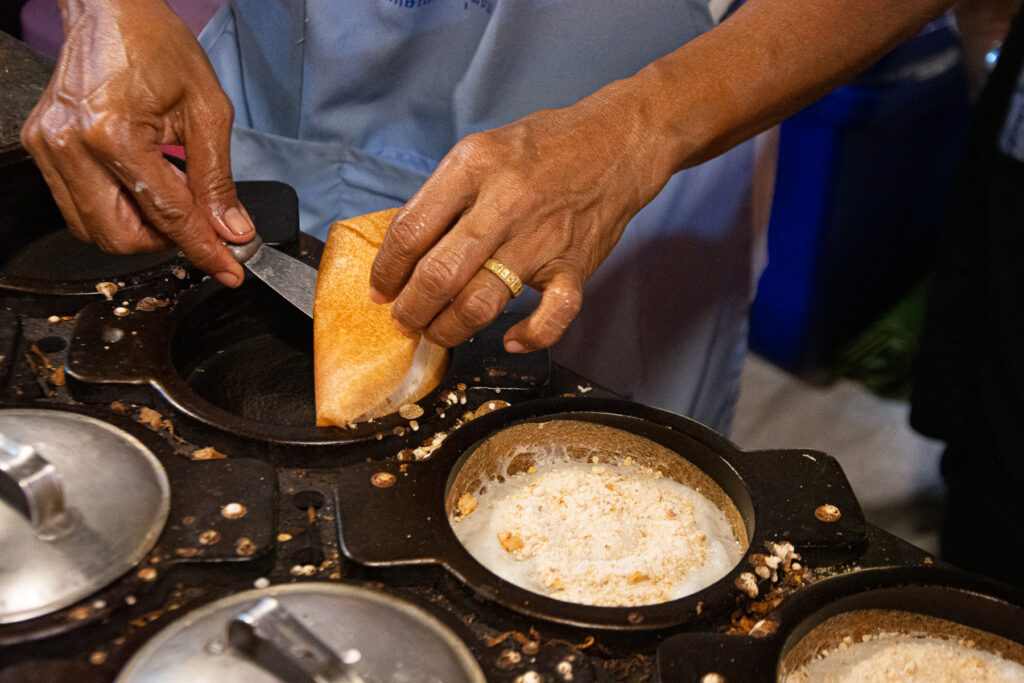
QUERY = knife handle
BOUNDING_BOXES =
[224,233,263,265]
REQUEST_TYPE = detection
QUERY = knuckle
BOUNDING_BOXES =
[19,119,42,152]
[385,212,428,261]
[153,202,189,227]
[80,112,129,155]
[180,237,220,267]
[454,287,503,330]
[451,132,498,169]
[22,110,75,155]
[415,251,462,299]
[195,173,236,204]
[549,284,583,317]
[207,92,235,127]
[530,285,582,347]
[494,171,534,212]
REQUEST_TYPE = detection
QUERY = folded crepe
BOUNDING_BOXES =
[314,208,447,427]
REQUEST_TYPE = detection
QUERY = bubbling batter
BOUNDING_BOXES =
[450,446,744,607]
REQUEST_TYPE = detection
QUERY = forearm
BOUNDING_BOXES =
[600,0,956,181]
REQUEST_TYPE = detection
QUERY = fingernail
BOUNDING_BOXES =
[215,270,241,288]
[224,206,254,237]
[369,287,388,305]
[505,340,526,353]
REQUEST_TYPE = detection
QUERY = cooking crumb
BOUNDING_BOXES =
[398,403,424,420]
[498,530,525,553]
[190,446,227,460]
[136,407,174,434]
[95,282,118,300]
[135,297,170,312]
[457,492,478,517]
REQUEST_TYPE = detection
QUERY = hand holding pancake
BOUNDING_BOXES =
[368,85,674,353]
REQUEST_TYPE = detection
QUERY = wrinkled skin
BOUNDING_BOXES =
[23,0,954,352]
[369,90,670,352]
[20,0,253,288]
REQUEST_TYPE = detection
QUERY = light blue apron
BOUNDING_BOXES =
[199,0,763,434]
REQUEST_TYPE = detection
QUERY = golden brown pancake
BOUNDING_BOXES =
[314,208,447,427]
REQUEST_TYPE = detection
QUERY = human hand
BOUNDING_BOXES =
[369,88,672,353]
[20,0,252,287]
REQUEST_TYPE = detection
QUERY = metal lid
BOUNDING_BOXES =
[0,409,170,623]
[116,583,486,683]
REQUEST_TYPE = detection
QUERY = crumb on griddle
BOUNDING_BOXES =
[96,282,118,300]
[135,297,170,312]
[727,542,818,635]
[190,446,227,460]
[136,407,174,435]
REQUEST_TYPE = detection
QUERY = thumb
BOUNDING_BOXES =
[504,270,583,352]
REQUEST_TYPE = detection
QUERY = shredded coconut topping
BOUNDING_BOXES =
[452,458,743,606]
[786,633,1024,682]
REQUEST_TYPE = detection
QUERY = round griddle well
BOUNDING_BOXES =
[657,565,1024,682]
[335,397,868,631]
[0,180,301,315]
[66,268,551,456]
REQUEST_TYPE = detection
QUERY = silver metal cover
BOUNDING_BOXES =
[116,583,486,683]
[0,409,170,623]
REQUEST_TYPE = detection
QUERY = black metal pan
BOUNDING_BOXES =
[0,181,298,317]
[656,563,1024,682]
[335,396,867,631]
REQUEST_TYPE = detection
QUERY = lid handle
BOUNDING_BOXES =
[228,597,364,683]
[0,430,71,540]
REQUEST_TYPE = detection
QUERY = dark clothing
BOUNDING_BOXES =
[911,9,1024,586]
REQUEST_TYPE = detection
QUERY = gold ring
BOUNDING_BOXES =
[482,258,523,298]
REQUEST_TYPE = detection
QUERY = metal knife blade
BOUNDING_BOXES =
[225,234,318,318]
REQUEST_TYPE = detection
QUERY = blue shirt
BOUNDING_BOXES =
[200,0,765,433]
